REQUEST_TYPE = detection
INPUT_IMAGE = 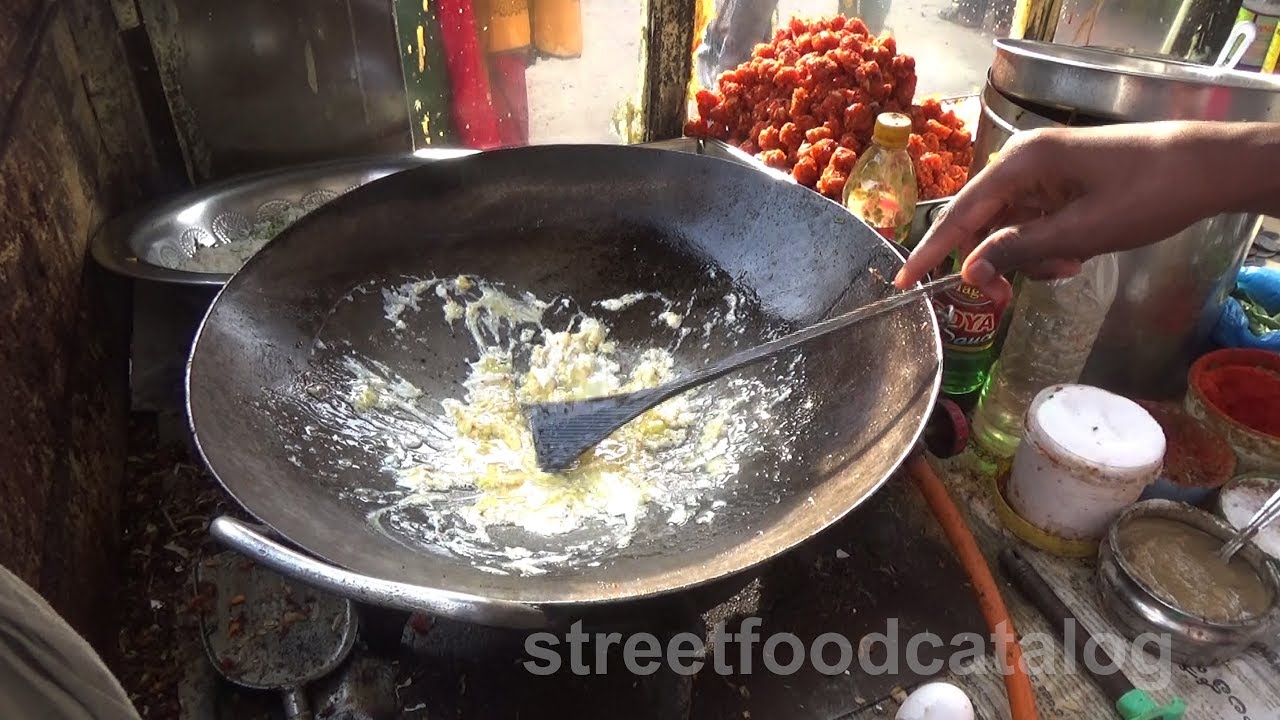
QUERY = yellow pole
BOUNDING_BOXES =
[1011,0,1064,41]
[1160,0,1198,54]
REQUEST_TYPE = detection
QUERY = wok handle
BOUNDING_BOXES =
[209,516,551,629]
[282,686,311,720]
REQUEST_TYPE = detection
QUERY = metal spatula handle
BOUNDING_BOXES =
[668,273,960,394]
[526,273,961,471]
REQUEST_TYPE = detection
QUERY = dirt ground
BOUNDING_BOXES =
[524,0,998,143]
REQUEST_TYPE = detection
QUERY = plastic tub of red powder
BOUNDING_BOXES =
[1185,349,1280,475]
[1137,400,1236,506]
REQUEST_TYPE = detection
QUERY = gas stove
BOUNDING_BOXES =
[184,475,983,720]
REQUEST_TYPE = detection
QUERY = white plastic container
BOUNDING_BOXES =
[1008,384,1165,540]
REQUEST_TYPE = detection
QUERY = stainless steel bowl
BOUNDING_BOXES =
[1098,499,1280,665]
[92,142,783,287]
[90,150,475,286]
[1215,473,1280,565]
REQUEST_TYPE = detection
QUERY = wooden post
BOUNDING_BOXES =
[1010,0,1064,41]
[1,0,171,652]
[641,0,696,142]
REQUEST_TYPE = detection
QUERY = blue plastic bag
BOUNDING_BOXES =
[1213,265,1280,351]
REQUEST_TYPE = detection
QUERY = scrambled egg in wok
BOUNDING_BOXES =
[356,278,736,536]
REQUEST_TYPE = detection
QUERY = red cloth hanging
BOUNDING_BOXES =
[489,51,531,146]
[436,0,503,148]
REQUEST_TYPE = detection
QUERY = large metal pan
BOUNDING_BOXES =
[990,38,1280,122]
[188,144,942,629]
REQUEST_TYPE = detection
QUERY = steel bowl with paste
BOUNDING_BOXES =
[1098,500,1280,665]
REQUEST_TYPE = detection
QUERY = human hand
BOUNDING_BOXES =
[892,122,1239,304]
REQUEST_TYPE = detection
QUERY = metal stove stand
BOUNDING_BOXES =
[173,473,983,720]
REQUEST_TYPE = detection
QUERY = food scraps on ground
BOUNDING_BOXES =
[683,15,973,201]
[1198,363,1280,438]
[113,418,251,720]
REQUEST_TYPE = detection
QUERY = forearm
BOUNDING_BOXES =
[1184,121,1280,219]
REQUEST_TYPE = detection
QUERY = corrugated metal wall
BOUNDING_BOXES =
[133,0,414,182]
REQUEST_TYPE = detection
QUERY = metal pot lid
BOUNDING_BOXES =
[990,38,1280,123]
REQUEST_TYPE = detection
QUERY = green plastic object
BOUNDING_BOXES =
[1115,689,1187,720]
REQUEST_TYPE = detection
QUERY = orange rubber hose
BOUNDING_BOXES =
[908,454,1040,720]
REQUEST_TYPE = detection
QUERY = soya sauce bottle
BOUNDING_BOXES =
[934,251,1011,398]
[937,293,1007,395]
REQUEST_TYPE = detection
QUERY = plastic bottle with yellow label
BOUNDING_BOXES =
[842,112,918,246]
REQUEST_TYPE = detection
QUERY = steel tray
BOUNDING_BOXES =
[90,150,471,286]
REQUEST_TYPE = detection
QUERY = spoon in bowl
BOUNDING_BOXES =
[1218,486,1280,562]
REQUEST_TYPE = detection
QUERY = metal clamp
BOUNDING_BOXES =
[209,516,551,629]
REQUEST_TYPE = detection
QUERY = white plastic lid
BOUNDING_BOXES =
[1028,384,1165,472]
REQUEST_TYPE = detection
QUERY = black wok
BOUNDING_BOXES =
[187,145,942,629]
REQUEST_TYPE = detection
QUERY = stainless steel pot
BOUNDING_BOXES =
[973,79,1262,399]
[972,80,1060,176]
[991,38,1280,122]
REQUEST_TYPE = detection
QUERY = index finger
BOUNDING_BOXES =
[894,195,1006,287]
[893,155,1026,288]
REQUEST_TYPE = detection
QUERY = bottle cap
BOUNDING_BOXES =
[872,112,912,149]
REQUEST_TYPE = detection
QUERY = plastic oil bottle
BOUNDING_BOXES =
[970,253,1121,465]
[843,112,918,246]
